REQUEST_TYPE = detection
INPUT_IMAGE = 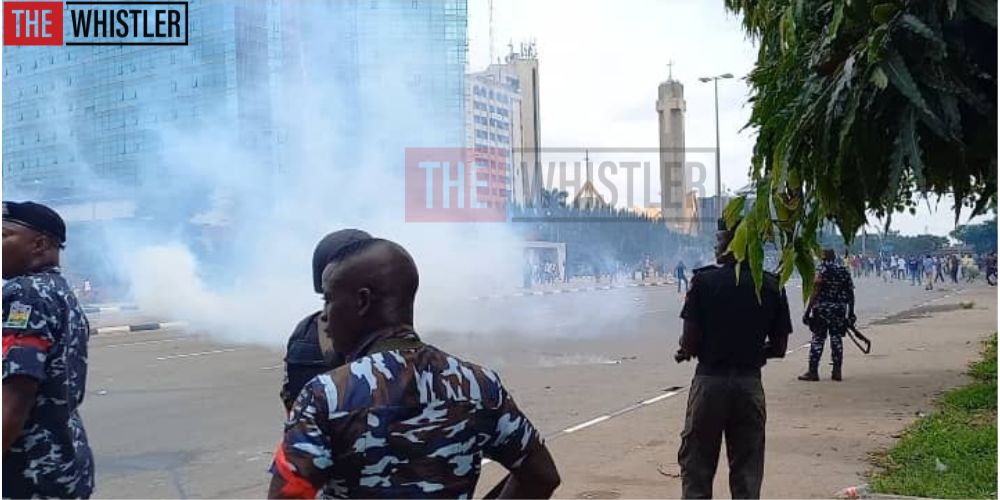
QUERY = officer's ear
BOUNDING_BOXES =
[356,287,372,316]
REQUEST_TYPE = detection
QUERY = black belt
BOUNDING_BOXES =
[695,364,762,377]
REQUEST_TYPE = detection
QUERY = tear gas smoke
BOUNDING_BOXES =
[4,3,657,352]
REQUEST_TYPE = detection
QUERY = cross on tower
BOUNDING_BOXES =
[667,60,674,80]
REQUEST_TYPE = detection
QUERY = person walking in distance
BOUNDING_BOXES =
[675,259,689,293]
[269,238,560,498]
[923,254,936,291]
[3,201,94,498]
[799,249,856,382]
[675,218,793,499]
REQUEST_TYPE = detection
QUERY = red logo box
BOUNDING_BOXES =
[404,147,508,222]
[4,2,63,46]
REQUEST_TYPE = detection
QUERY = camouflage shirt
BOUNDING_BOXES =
[2,266,94,499]
[271,327,543,498]
[815,260,854,306]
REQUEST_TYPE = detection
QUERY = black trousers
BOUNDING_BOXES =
[678,373,766,499]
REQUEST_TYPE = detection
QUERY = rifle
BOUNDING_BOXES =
[846,324,871,354]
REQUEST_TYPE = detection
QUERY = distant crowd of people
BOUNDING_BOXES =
[841,252,997,289]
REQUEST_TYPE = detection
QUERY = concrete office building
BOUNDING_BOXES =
[502,42,542,207]
[465,64,521,209]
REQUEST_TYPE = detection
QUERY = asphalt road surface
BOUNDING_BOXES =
[83,276,972,498]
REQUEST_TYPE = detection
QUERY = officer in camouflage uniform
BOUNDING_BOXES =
[280,229,371,411]
[675,218,793,499]
[799,248,856,382]
[268,238,560,498]
[3,201,95,498]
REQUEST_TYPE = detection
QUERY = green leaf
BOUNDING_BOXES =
[723,196,747,230]
[899,14,946,53]
[748,219,765,302]
[779,7,797,51]
[779,245,796,285]
[871,3,898,24]
[794,239,815,304]
[900,106,927,187]
[882,51,950,140]
[966,0,997,28]
[870,66,888,89]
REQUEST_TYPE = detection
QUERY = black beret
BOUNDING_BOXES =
[3,201,66,245]
[312,229,372,293]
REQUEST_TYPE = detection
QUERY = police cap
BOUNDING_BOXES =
[2,201,66,246]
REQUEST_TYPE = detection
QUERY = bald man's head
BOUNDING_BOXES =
[319,239,419,357]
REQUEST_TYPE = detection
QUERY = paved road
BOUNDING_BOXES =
[83,277,975,498]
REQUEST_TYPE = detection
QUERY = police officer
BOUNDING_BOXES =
[280,229,372,411]
[3,201,95,498]
[268,238,560,498]
[799,248,855,382]
[676,218,793,499]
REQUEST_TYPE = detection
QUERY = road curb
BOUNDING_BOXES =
[82,304,140,314]
[91,321,187,336]
[474,280,674,301]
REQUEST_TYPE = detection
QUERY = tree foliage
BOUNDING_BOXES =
[951,217,998,253]
[723,0,997,301]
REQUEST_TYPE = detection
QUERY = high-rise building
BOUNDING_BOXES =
[2,1,283,215]
[502,42,542,208]
[465,64,521,209]
[289,0,468,149]
[2,0,470,213]
[656,76,694,233]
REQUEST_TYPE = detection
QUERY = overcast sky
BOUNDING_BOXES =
[466,0,988,236]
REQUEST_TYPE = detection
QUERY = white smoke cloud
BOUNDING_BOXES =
[8,2,648,353]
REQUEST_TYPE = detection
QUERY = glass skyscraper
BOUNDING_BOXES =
[2,0,468,211]
[2,1,283,208]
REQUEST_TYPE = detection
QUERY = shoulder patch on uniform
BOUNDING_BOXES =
[4,302,32,329]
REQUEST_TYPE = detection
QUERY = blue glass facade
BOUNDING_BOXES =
[2,0,468,207]
[2,1,283,207]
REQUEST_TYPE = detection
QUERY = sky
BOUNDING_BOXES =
[467,0,989,236]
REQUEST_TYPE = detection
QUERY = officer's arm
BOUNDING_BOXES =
[765,288,793,358]
[498,445,560,498]
[678,274,703,356]
[680,319,702,356]
[3,288,58,452]
[484,377,560,498]
[3,376,39,452]
[268,382,335,499]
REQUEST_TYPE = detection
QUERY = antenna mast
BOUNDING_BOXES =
[488,0,495,63]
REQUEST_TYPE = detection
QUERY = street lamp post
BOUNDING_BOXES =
[698,73,733,222]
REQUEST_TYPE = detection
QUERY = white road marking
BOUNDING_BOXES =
[156,348,242,361]
[481,387,687,468]
[259,364,283,371]
[562,415,611,434]
[101,338,185,349]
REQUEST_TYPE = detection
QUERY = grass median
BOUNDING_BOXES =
[870,333,997,499]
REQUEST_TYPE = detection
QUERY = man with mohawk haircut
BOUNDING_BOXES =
[269,238,560,499]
